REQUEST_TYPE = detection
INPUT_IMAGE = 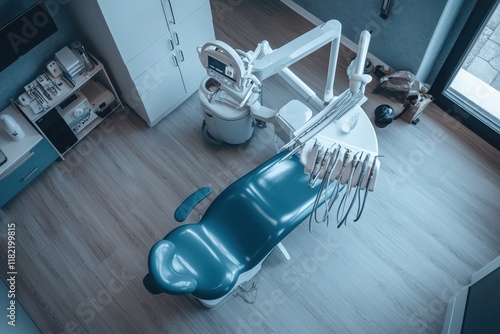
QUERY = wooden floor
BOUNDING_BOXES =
[1,0,500,333]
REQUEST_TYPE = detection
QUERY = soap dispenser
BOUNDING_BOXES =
[0,114,25,141]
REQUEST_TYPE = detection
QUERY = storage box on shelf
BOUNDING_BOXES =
[15,54,123,157]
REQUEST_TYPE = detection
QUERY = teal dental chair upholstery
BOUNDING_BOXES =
[144,151,330,304]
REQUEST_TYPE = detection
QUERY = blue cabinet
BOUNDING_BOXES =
[0,106,59,207]
[0,138,58,207]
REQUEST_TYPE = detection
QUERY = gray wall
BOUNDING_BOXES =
[292,0,448,78]
[0,0,79,111]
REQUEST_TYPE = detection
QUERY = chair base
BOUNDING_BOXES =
[189,243,293,309]
[190,261,264,309]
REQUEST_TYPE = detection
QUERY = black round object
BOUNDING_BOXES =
[374,104,394,128]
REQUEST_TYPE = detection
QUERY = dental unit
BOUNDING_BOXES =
[145,20,381,308]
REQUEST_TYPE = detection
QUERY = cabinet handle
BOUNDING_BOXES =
[168,39,174,51]
[22,167,38,182]
[0,150,35,181]
[172,55,179,67]
[167,0,176,25]
[179,50,185,62]
[174,32,180,45]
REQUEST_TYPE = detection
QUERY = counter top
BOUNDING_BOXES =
[0,105,43,177]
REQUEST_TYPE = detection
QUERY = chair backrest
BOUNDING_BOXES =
[201,152,322,268]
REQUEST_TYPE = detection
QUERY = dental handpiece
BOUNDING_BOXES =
[331,90,364,123]
[346,153,371,223]
[309,145,339,231]
[309,148,330,187]
[354,155,380,222]
[307,144,324,187]
[278,142,305,163]
[320,145,341,225]
[327,148,351,213]
[337,152,363,227]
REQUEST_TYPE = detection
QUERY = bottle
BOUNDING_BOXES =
[80,45,95,72]
[71,41,94,76]
[0,114,25,141]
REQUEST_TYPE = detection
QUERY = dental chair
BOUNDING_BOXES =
[145,20,381,308]
[144,151,338,308]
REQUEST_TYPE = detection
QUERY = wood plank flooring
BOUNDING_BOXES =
[1,0,499,333]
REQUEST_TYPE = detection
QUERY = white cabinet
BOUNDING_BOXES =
[98,0,169,64]
[172,3,215,93]
[162,0,208,27]
[66,0,214,126]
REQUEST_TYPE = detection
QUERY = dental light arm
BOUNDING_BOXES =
[198,20,343,116]
[198,20,371,129]
[253,20,342,105]
[280,31,373,151]
[348,30,372,94]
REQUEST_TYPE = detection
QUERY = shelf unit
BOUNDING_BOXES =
[15,54,123,158]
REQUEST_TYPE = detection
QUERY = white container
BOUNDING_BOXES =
[0,114,25,141]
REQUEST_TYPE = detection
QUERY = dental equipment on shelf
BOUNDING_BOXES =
[197,20,380,226]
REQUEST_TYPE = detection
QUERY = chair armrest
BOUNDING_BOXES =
[174,186,212,222]
[148,240,197,294]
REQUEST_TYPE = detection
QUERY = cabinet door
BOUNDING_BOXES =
[178,21,215,94]
[97,0,169,63]
[126,34,175,81]
[170,2,213,49]
[172,2,214,94]
[162,0,208,27]
[140,68,186,124]
[0,139,58,207]
[133,53,180,96]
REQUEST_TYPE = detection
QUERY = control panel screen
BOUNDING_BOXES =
[208,56,236,82]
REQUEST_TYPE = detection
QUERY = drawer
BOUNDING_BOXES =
[176,20,214,65]
[98,0,169,63]
[171,3,213,50]
[133,53,179,96]
[140,69,186,123]
[166,0,208,28]
[126,34,175,80]
[177,21,214,64]
[0,139,58,207]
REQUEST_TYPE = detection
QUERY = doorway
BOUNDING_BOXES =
[430,0,500,149]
